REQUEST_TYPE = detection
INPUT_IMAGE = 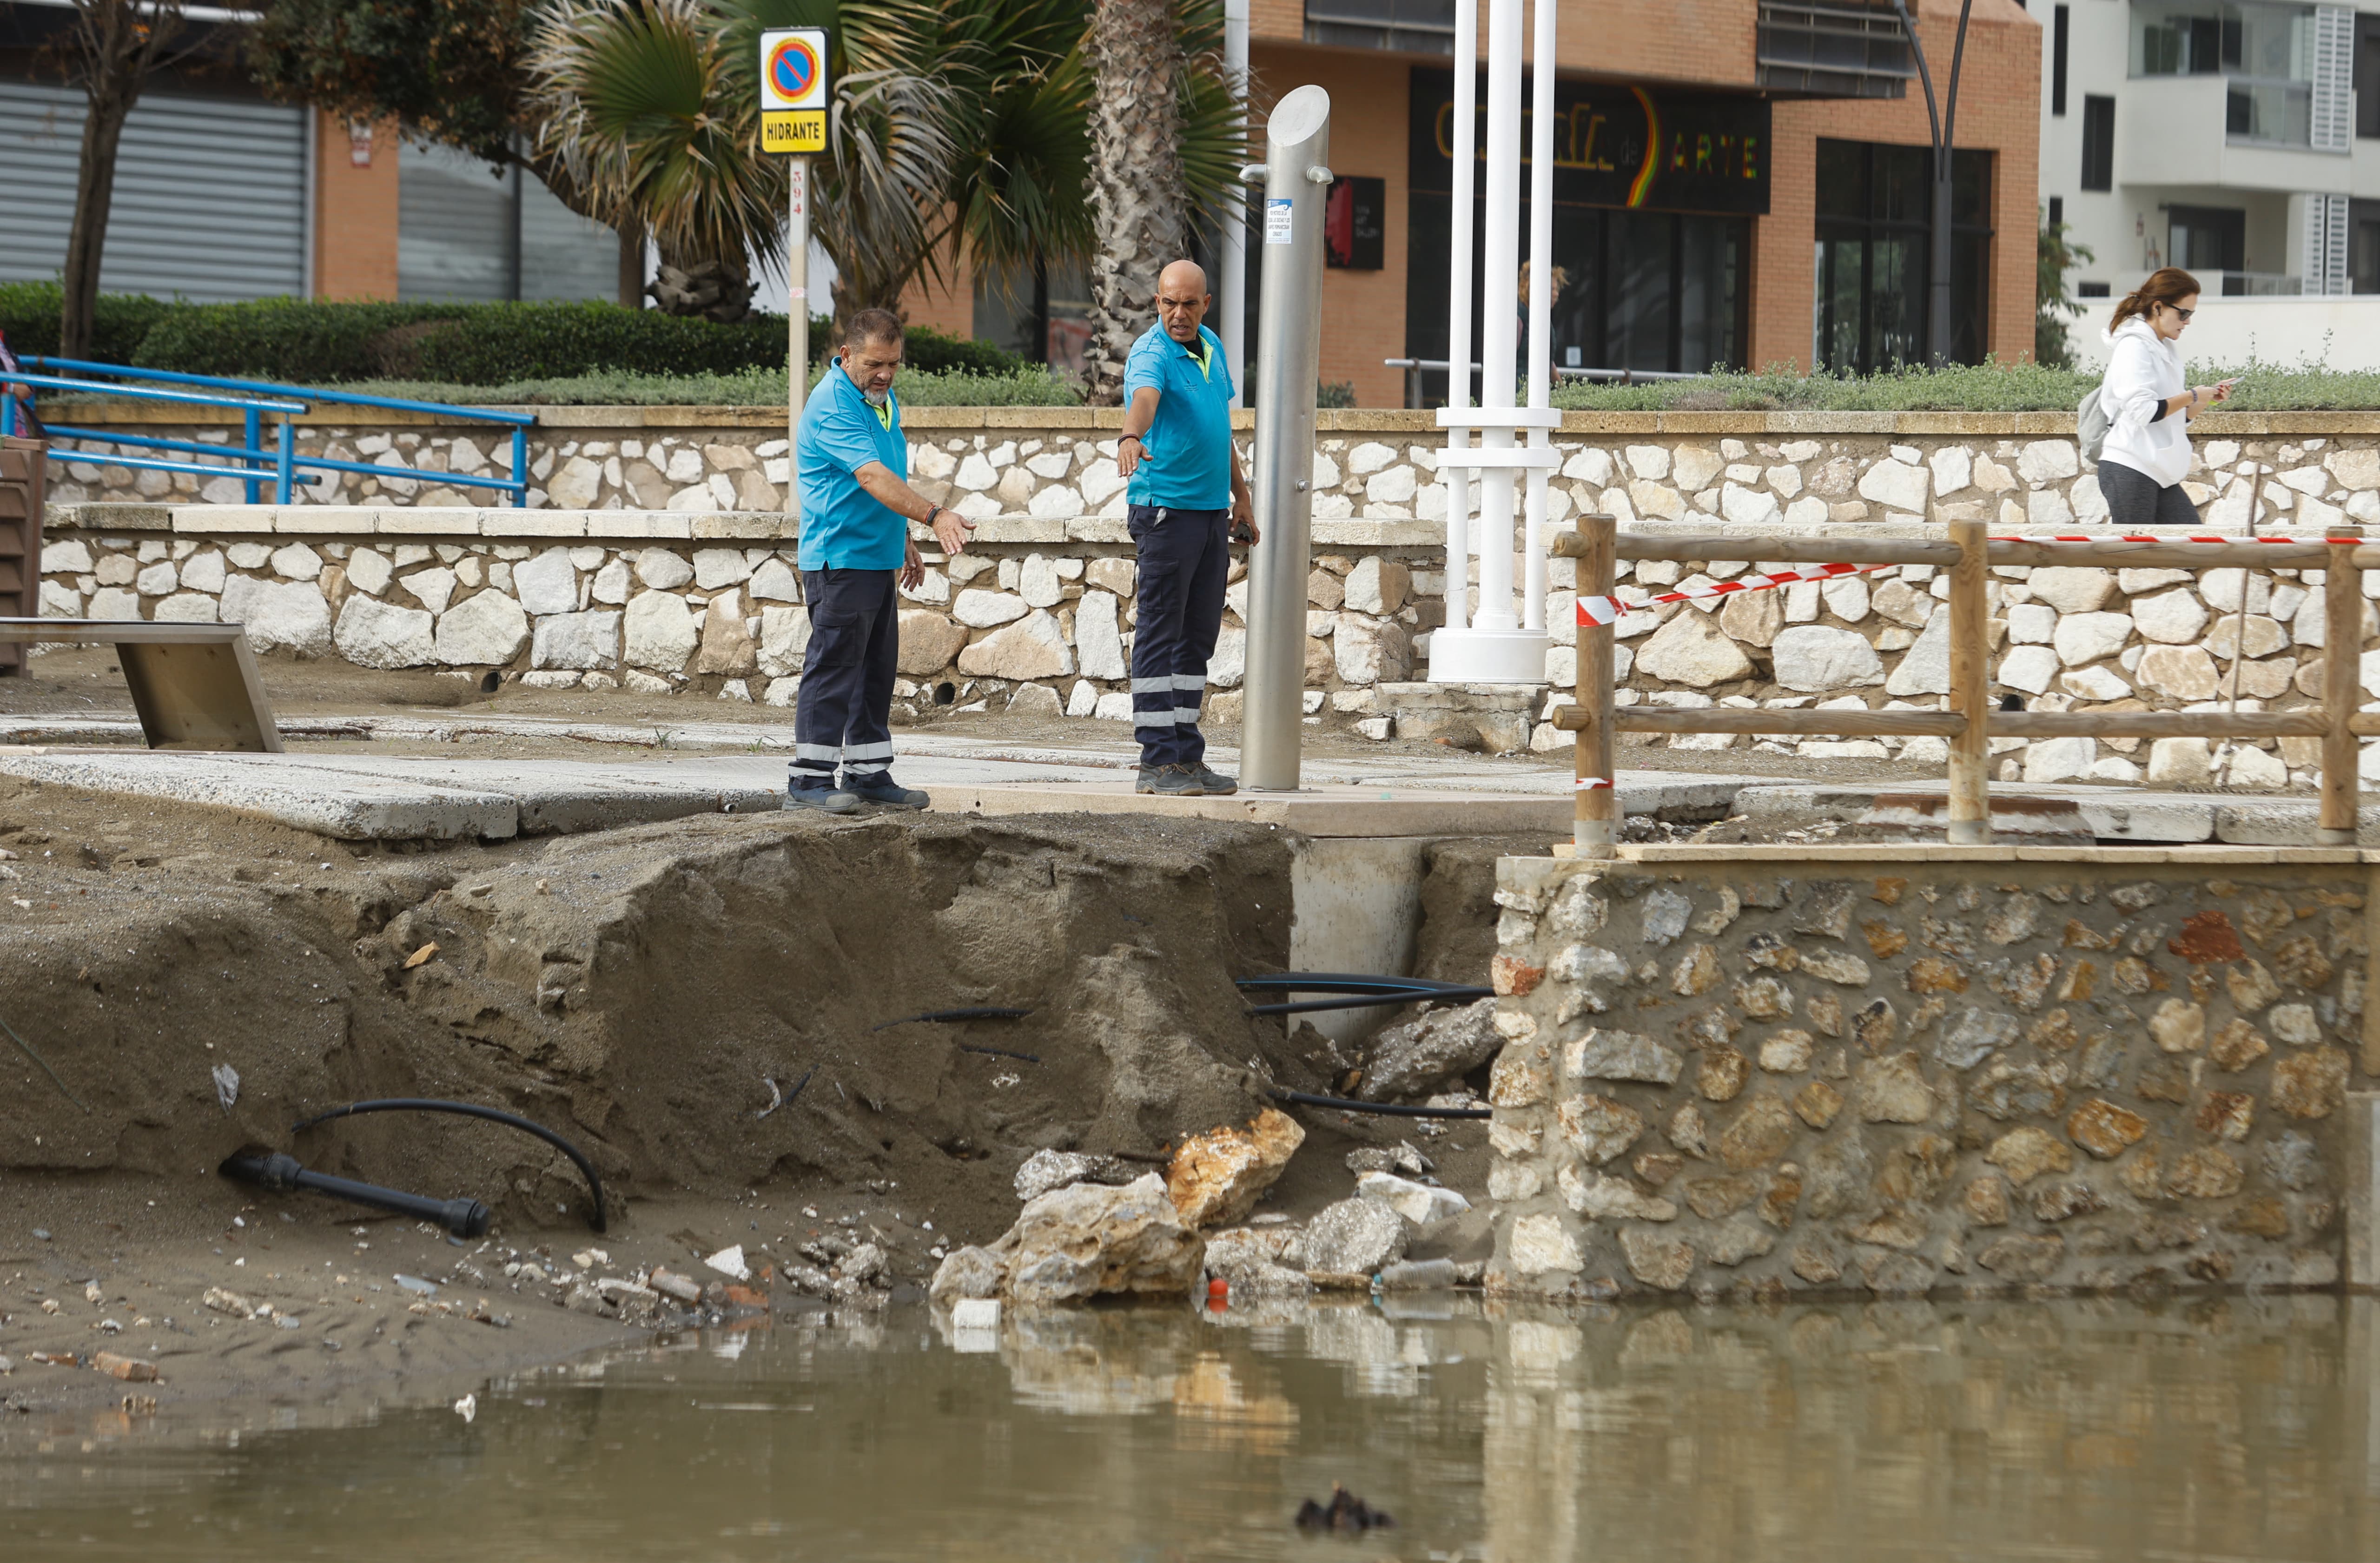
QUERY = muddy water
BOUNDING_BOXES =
[7,1295,2380,1561]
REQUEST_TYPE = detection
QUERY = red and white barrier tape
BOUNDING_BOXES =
[1573,777,1613,791]
[1573,532,2362,628]
[1577,561,1897,626]
[1990,532,2362,546]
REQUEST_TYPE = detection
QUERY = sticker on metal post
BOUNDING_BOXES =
[760,27,831,154]
[1264,198,1293,244]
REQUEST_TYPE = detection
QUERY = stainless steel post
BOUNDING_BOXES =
[1239,84,1331,794]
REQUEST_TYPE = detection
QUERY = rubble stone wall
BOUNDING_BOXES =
[32,410,2380,772]
[1483,848,2377,1299]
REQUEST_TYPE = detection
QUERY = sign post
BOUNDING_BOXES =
[760,25,829,508]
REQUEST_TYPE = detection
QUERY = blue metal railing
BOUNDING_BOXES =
[0,370,303,500]
[5,357,538,507]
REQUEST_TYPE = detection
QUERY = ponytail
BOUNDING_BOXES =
[2111,266,2202,330]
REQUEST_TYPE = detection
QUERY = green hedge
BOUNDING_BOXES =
[0,282,176,365]
[0,284,1023,385]
[1547,359,2380,413]
[344,362,1085,407]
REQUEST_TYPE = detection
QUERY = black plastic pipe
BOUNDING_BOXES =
[1235,973,1492,1017]
[290,1098,607,1233]
[222,1151,491,1238]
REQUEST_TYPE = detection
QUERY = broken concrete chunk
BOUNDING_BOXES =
[928,1246,1003,1306]
[990,1174,1206,1305]
[648,1268,704,1303]
[1167,1108,1303,1229]
[1300,1196,1410,1276]
[1361,998,1503,1100]
[1013,1149,1139,1202]
[703,1245,752,1281]
[1355,1171,1472,1225]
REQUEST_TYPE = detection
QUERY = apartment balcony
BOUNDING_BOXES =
[2117,73,2351,195]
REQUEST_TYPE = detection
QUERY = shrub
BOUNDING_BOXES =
[340,361,1082,407]
[0,280,178,366]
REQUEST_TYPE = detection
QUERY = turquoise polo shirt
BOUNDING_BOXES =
[1123,323,1235,510]
[796,359,907,571]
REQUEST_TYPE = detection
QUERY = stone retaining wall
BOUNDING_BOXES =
[30,410,2380,775]
[1482,848,2375,1299]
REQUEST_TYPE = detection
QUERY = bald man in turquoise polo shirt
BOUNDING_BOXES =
[1115,259,1256,798]
[787,309,973,813]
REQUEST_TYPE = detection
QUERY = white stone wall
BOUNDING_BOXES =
[33,413,2380,778]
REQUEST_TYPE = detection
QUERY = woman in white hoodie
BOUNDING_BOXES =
[2097,267,2234,527]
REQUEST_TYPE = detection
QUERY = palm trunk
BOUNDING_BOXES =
[1083,0,1185,405]
[618,218,646,309]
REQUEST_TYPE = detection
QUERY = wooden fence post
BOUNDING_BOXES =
[2319,528,2363,845]
[1945,516,1991,845]
[1574,513,1617,858]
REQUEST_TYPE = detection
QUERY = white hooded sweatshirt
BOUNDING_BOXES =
[2097,314,2189,487]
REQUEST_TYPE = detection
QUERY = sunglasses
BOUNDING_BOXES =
[2162,304,2195,322]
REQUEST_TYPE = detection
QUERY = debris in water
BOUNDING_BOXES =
[454,1393,476,1423]
[704,1245,751,1281]
[1294,1485,1394,1533]
[403,942,439,969]
[211,1063,240,1111]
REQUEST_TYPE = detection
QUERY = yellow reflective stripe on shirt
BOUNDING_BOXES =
[871,397,893,432]
[1188,339,1212,381]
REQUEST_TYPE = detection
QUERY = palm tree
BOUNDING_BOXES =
[527,0,1243,341]
[1080,0,1183,404]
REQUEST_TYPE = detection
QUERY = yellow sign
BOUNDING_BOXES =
[762,110,826,152]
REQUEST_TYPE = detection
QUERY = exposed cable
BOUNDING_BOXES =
[291,1098,606,1233]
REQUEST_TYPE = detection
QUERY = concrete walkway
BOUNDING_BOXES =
[2,708,2365,844]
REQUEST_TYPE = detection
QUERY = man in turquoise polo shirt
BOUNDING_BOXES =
[1115,259,1256,797]
[788,309,972,813]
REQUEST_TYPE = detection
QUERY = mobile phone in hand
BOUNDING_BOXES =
[1230,520,1255,543]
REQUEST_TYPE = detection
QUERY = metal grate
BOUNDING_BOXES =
[1755,0,1913,98]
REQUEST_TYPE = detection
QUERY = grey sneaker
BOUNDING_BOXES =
[846,778,930,811]
[1192,765,1237,796]
[782,786,860,814]
[1136,764,1204,797]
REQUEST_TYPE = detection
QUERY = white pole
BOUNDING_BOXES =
[1221,0,1250,407]
[1521,0,1554,636]
[1442,0,1477,633]
[787,158,809,514]
[1473,0,1521,636]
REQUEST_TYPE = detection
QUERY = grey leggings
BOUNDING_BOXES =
[2097,459,2198,528]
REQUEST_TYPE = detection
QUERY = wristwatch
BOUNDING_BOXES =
[924,503,943,529]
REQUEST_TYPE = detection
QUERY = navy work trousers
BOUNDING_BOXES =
[792,567,899,790]
[1127,503,1230,769]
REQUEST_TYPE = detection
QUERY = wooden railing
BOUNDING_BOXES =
[1550,515,2367,854]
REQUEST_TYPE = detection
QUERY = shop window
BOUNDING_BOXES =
[2353,200,2380,292]
[972,255,1093,376]
[2357,14,2380,138]
[1811,138,1994,373]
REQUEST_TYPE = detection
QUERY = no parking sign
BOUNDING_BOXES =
[760,28,829,153]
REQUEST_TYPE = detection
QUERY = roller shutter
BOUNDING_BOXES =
[0,78,306,302]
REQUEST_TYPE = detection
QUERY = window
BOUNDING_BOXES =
[2360,15,2380,138]
[2052,5,2070,114]
[2354,199,2380,292]
[2049,195,2064,228]
[2166,204,2246,274]
[1811,138,1994,372]
[972,256,1094,375]
[2077,280,2111,297]
[2080,95,2115,190]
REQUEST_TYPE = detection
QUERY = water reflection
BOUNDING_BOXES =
[4,1296,2379,1560]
